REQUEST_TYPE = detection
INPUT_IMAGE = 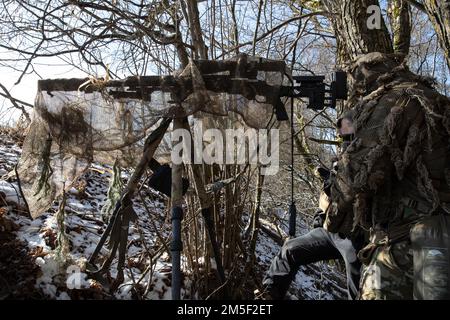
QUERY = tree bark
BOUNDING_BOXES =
[321,0,393,64]
[388,0,411,59]
[186,0,208,59]
[421,0,450,70]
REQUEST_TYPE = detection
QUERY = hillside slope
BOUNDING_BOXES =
[0,131,346,300]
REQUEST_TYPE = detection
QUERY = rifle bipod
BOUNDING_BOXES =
[86,117,172,291]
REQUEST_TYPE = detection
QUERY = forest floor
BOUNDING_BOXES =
[0,129,347,300]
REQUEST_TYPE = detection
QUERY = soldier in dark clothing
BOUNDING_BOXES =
[261,113,363,300]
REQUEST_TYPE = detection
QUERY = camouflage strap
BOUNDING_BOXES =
[357,229,388,265]
[400,197,432,216]
[358,222,413,266]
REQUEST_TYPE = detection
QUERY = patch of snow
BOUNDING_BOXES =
[39,282,58,297]
[67,201,92,211]
[0,181,25,206]
[1,133,346,300]
[56,291,71,300]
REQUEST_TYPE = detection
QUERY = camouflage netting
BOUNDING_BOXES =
[17,55,290,218]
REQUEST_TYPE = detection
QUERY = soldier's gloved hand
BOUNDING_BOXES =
[316,166,332,197]
[312,209,326,229]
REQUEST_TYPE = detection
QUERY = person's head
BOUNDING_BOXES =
[337,110,355,137]
[337,110,355,153]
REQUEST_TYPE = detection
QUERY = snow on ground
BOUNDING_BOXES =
[0,131,346,300]
[0,132,189,300]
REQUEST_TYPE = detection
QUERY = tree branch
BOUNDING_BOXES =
[0,83,31,122]
[308,137,340,146]
[218,11,328,58]
[405,0,426,12]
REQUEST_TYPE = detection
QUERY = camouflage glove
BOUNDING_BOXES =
[316,167,331,193]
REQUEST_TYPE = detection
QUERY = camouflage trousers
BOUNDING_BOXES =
[359,241,414,300]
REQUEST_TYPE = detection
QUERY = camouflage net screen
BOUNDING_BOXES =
[17,55,289,218]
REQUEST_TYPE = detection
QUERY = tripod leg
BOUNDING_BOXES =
[171,118,185,300]
[171,206,184,300]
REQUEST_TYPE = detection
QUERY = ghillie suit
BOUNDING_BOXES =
[326,52,450,300]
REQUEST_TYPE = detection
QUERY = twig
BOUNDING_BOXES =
[217,11,328,58]
[205,264,237,300]
[308,137,340,146]
[0,83,31,122]
[405,0,426,12]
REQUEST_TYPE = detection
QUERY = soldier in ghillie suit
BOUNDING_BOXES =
[326,52,450,300]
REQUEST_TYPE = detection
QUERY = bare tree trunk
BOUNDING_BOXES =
[388,0,411,59]
[421,0,450,70]
[250,172,264,247]
[321,0,393,64]
[230,0,240,55]
[170,117,185,300]
[186,0,208,59]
